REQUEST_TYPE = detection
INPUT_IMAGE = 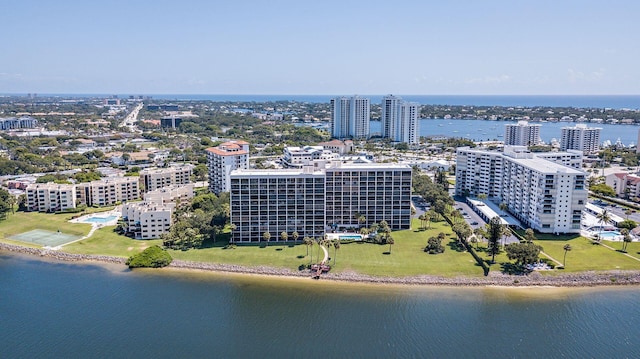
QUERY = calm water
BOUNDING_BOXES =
[368,119,640,145]
[16,94,640,109]
[2,252,639,358]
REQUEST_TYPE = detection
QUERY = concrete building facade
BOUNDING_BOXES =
[140,164,194,192]
[76,177,140,207]
[455,147,587,233]
[330,96,370,139]
[206,140,249,194]
[504,121,541,146]
[560,124,601,154]
[381,95,419,144]
[26,183,76,212]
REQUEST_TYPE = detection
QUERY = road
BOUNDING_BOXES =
[119,102,144,132]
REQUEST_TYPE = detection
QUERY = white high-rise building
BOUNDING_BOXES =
[455,147,587,234]
[504,121,541,146]
[381,95,419,144]
[560,124,601,154]
[330,96,370,139]
[206,140,249,194]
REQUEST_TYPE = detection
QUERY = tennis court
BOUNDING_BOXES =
[8,229,82,247]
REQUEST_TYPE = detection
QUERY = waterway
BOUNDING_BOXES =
[2,253,639,358]
[368,119,640,146]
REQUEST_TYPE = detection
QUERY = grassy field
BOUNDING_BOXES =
[0,211,92,239]
[5,211,640,277]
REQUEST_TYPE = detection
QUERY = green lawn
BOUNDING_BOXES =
[0,211,91,239]
[64,225,162,257]
[533,237,640,272]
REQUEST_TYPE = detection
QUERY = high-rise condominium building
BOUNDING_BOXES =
[504,121,541,146]
[381,95,419,144]
[560,124,601,154]
[206,140,249,194]
[455,147,587,234]
[229,163,412,243]
[330,96,370,139]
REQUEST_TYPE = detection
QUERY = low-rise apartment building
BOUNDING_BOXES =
[121,202,175,239]
[140,164,193,192]
[605,173,640,198]
[76,177,140,206]
[26,183,76,212]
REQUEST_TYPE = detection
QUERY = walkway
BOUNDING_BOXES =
[591,239,640,263]
[320,245,329,264]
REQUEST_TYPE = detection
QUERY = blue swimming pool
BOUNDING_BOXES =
[598,231,621,239]
[81,215,118,224]
[339,235,363,240]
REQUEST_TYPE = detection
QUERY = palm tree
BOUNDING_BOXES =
[477,193,488,201]
[332,240,340,265]
[473,227,485,249]
[620,228,631,252]
[499,202,508,215]
[280,231,288,242]
[524,228,536,243]
[358,215,366,227]
[450,209,462,224]
[263,232,271,246]
[469,235,478,250]
[387,236,395,254]
[292,231,299,243]
[563,244,572,267]
[596,209,611,243]
[418,214,426,229]
[303,237,312,258]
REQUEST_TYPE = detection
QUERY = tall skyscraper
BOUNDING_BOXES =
[560,124,601,154]
[330,96,370,139]
[504,121,541,146]
[381,95,420,144]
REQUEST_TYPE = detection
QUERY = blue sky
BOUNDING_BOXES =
[1,0,639,95]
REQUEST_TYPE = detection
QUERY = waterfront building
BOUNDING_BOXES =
[206,140,249,194]
[381,95,419,144]
[330,96,370,139]
[230,168,326,243]
[0,116,38,130]
[26,183,76,212]
[76,177,140,207]
[121,201,175,239]
[504,121,541,146]
[505,146,583,170]
[281,145,338,168]
[140,164,194,192]
[229,162,412,243]
[325,163,412,230]
[560,124,601,154]
[456,147,587,234]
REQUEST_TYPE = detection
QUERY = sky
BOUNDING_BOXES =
[1,0,639,95]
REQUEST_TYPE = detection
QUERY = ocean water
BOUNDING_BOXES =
[2,253,640,358]
[18,94,640,109]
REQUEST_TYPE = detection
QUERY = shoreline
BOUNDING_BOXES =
[2,242,640,288]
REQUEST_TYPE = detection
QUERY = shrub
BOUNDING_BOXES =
[126,245,172,268]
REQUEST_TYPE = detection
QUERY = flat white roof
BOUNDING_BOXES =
[506,157,584,174]
[467,198,521,226]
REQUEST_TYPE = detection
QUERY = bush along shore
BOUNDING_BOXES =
[2,242,640,287]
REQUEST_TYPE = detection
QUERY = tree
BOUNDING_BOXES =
[617,219,638,230]
[505,242,542,267]
[263,232,271,246]
[563,244,572,267]
[450,209,462,224]
[477,193,488,201]
[418,214,426,229]
[621,229,631,252]
[487,216,503,263]
[162,221,203,250]
[524,228,536,243]
[358,215,366,227]
[473,227,486,249]
[292,231,299,242]
[469,235,478,250]
[596,209,612,243]
[280,231,288,242]
[499,202,508,215]
[126,245,172,268]
[387,236,394,254]
[425,236,445,254]
[590,183,616,197]
[332,240,340,265]
[303,237,312,258]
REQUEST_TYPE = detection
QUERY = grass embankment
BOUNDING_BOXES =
[0,211,91,239]
[64,226,162,257]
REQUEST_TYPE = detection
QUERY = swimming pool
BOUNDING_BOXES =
[81,215,118,224]
[339,235,363,240]
[598,231,621,239]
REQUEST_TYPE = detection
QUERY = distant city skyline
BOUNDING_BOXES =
[1,0,639,95]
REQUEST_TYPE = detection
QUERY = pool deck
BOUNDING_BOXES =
[69,207,121,229]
